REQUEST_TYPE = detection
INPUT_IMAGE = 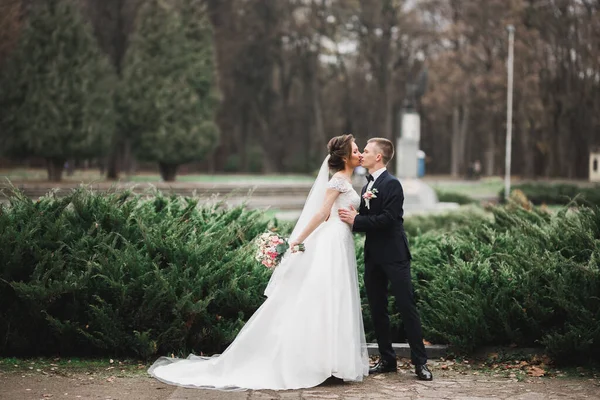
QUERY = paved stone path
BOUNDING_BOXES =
[2,370,599,400]
[166,373,600,400]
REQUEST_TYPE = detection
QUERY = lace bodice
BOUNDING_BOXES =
[327,177,360,223]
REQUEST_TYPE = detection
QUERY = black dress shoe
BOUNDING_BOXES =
[415,364,433,381]
[369,360,397,374]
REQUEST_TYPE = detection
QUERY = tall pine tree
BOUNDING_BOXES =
[120,0,219,181]
[0,0,116,181]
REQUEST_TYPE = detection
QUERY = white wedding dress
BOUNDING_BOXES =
[149,162,369,390]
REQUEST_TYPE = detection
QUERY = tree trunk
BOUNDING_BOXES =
[106,137,122,180]
[261,150,277,173]
[384,85,393,141]
[253,102,279,173]
[122,138,133,175]
[375,75,393,141]
[240,109,249,172]
[558,129,574,178]
[312,73,326,161]
[308,55,326,167]
[66,159,75,176]
[459,105,469,174]
[520,117,535,179]
[484,122,495,176]
[450,104,469,177]
[46,158,65,182]
[158,162,178,182]
[451,106,460,177]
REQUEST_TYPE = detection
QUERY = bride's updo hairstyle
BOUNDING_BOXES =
[327,134,354,172]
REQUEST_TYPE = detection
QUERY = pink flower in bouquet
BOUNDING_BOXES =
[254,231,305,269]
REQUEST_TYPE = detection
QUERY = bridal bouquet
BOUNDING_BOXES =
[254,232,305,269]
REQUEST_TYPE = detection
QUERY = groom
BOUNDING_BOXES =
[339,137,432,381]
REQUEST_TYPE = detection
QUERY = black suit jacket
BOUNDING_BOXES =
[353,170,412,264]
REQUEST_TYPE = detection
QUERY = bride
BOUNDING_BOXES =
[149,134,369,390]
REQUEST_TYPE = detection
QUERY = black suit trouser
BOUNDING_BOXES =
[364,258,427,366]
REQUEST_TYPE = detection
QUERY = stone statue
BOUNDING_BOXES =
[404,68,428,111]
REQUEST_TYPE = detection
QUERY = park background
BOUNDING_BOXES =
[0,0,599,372]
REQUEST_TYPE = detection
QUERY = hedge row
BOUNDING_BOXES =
[0,189,286,359]
[407,202,599,364]
[1,189,598,364]
[434,190,477,205]
[500,183,600,206]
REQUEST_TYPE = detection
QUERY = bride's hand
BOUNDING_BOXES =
[289,241,304,253]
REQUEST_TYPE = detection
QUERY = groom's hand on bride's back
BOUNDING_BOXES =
[338,206,358,225]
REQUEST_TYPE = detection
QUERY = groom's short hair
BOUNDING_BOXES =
[368,138,394,165]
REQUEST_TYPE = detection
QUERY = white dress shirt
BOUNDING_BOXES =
[367,167,387,191]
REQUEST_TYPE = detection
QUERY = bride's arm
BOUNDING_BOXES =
[290,188,341,245]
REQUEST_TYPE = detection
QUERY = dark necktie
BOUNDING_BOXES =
[366,174,374,183]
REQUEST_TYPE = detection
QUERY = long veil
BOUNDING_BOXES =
[264,155,330,297]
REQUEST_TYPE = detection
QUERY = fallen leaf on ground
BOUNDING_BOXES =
[531,354,552,365]
[527,366,546,377]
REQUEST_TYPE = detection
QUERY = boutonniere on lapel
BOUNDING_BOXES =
[362,188,378,209]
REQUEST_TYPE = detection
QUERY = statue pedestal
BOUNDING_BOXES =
[400,178,460,216]
[395,110,458,215]
[396,138,419,180]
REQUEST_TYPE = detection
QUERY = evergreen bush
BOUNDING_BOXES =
[119,0,219,182]
[0,188,287,358]
[1,190,598,364]
[499,183,600,206]
[435,190,477,205]
[0,0,115,181]
[403,206,490,238]
[408,203,600,364]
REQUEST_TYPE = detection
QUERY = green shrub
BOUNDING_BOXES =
[403,206,490,238]
[409,203,600,364]
[0,0,116,181]
[0,188,290,358]
[1,189,598,365]
[435,190,477,205]
[499,183,600,206]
